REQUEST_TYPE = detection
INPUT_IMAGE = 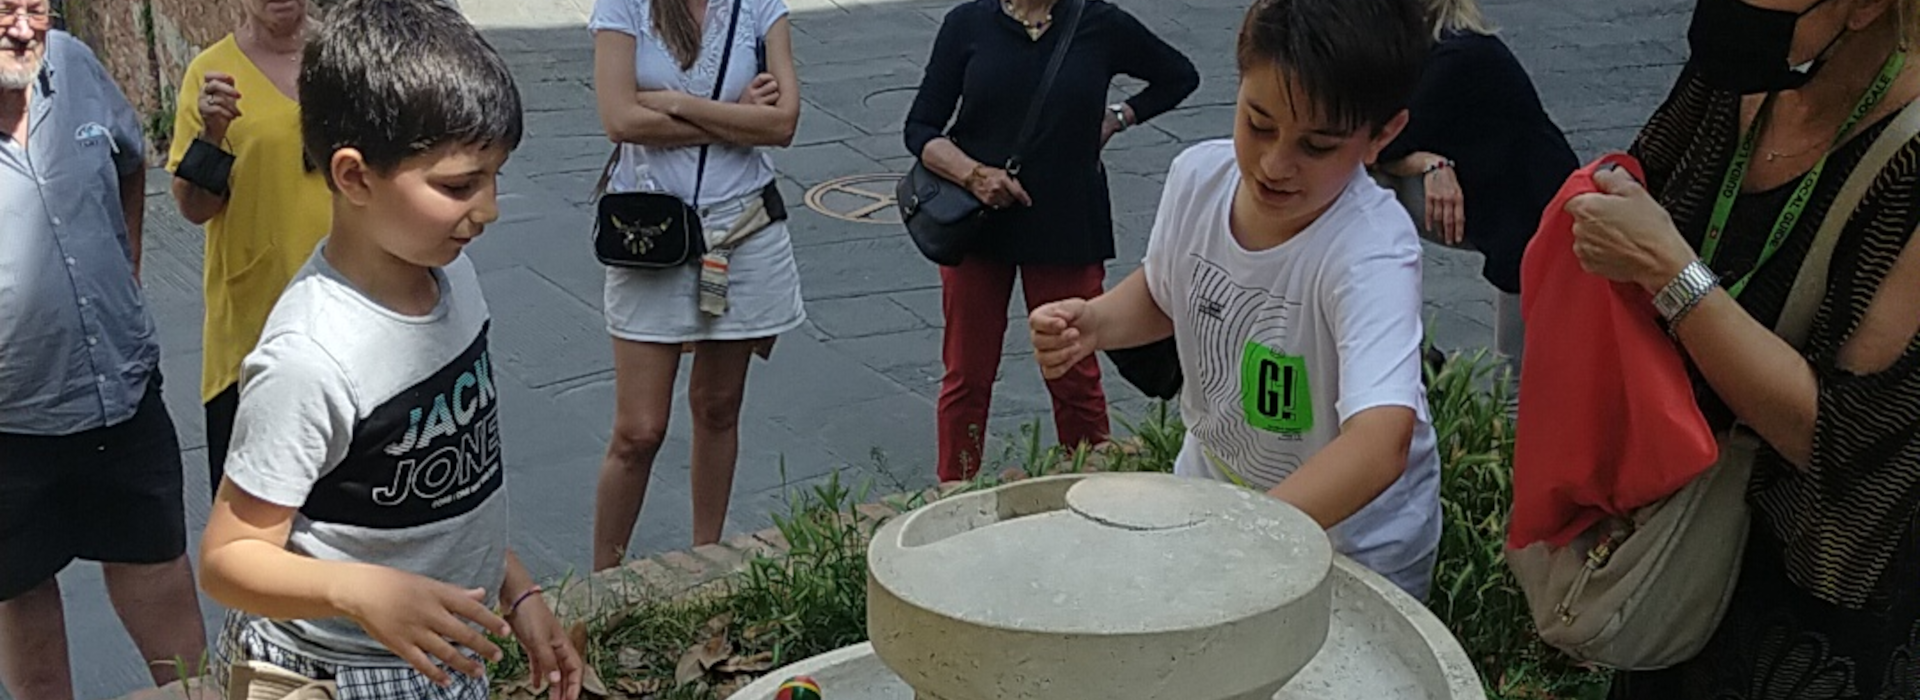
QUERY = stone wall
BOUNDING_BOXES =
[64,0,243,160]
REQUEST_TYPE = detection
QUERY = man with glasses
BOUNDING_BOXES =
[0,3,208,699]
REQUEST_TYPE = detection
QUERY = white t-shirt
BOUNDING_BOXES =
[224,250,509,666]
[1142,140,1441,594]
[590,0,788,206]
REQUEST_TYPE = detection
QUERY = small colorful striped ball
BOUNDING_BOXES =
[774,675,822,700]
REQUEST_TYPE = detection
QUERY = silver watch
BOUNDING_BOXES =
[1653,260,1719,322]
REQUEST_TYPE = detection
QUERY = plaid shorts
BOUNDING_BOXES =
[213,610,489,700]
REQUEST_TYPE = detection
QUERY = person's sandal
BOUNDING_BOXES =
[226,660,338,700]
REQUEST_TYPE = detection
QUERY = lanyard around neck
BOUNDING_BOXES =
[1701,52,1906,299]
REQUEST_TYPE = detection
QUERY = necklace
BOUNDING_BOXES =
[1001,0,1051,41]
[244,24,302,63]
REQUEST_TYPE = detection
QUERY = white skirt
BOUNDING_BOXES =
[603,197,806,344]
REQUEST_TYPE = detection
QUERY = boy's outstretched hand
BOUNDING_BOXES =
[1031,299,1101,380]
[336,567,511,688]
[508,592,584,700]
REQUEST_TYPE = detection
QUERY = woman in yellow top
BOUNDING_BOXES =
[167,0,331,494]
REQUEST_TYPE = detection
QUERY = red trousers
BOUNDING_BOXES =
[937,256,1110,482]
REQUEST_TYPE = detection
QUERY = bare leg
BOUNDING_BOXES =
[592,339,683,571]
[101,557,206,686]
[0,578,73,700]
[687,340,758,546]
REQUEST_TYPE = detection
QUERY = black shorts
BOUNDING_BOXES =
[0,377,188,602]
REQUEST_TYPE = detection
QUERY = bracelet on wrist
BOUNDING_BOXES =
[505,585,544,617]
[1653,259,1719,337]
[1421,158,1456,176]
[964,164,988,189]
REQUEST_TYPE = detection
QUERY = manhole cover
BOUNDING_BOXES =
[806,173,904,224]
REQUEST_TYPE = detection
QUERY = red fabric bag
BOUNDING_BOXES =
[1509,153,1719,548]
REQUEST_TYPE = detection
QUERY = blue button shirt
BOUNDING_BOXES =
[0,32,158,435]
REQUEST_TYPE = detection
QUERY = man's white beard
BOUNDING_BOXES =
[0,41,40,92]
[0,66,34,92]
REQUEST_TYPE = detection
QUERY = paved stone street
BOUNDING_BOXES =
[38,0,1692,697]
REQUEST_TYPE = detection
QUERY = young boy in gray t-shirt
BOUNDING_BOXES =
[198,1,581,698]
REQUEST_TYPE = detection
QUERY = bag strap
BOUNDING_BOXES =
[1006,0,1085,174]
[693,0,746,206]
[592,0,747,204]
[1775,97,1920,348]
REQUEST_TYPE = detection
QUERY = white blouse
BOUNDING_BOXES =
[589,0,789,206]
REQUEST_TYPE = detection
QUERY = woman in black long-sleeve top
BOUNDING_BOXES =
[905,0,1196,481]
[1378,0,1577,366]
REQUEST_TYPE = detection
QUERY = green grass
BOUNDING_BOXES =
[491,349,1610,699]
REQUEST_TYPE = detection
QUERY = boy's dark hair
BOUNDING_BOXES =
[300,0,523,185]
[1236,0,1430,135]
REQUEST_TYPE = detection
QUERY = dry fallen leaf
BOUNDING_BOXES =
[581,664,609,698]
[567,621,590,657]
[716,651,775,674]
[617,646,649,671]
[674,613,737,686]
[740,622,777,644]
[714,676,753,697]
[613,677,663,695]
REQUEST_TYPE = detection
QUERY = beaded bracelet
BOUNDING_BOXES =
[506,585,544,617]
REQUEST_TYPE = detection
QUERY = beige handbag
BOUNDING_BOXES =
[1506,96,1920,670]
[226,660,338,700]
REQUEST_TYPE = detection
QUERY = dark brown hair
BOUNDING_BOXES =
[1235,0,1429,134]
[653,0,703,70]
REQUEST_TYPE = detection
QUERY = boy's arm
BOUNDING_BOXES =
[1031,269,1172,379]
[1087,269,1174,351]
[200,481,510,685]
[499,551,585,700]
[1268,407,1415,528]
[1272,231,1428,527]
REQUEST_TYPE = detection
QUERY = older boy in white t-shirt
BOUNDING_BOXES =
[1029,0,1441,598]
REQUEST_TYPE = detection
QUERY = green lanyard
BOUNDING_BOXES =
[1701,52,1906,299]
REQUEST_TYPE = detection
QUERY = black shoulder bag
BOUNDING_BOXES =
[591,0,744,269]
[895,0,1085,267]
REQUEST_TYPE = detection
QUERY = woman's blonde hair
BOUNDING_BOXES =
[1424,0,1495,40]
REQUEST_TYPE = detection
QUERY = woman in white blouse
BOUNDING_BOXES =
[588,0,802,570]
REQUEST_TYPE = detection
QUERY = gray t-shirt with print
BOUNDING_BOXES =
[224,249,509,666]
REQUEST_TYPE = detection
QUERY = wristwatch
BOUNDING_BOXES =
[1108,103,1131,131]
[1653,259,1719,326]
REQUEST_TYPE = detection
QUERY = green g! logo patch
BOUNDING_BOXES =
[1241,341,1312,434]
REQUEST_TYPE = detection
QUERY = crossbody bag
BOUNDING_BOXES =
[894,0,1085,267]
[590,0,745,269]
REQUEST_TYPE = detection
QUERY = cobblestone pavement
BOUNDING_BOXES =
[43,0,1690,696]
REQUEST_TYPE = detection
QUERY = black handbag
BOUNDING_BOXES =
[591,0,743,269]
[896,0,1085,267]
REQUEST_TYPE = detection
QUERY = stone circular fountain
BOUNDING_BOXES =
[728,473,1485,700]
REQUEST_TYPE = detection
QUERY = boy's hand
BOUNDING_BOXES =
[335,567,511,687]
[507,592,584,700]
[1031,299,1100,380]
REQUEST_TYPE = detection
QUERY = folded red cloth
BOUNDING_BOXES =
[1509,153,1719,549]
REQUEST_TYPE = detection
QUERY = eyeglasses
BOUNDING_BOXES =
[1,6,56,30]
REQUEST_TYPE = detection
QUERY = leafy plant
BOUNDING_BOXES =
[1424,349,1609,698]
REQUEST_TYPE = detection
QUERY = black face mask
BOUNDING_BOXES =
[1688,0,1840,94]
